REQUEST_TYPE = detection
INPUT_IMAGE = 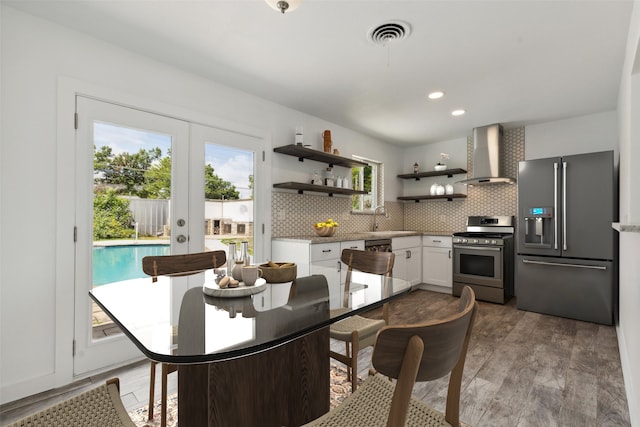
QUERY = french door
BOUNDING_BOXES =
[73,97,265,375]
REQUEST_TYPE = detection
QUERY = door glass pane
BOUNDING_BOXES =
[92,122,172,339]
[203,143,254,265]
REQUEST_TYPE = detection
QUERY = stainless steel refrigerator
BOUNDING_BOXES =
[516,150,617,325]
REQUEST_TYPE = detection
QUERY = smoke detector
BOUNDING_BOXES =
[367,21,411,46]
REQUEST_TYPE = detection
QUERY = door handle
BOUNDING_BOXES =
[176,235,187,243]
[522,258,607,270]
[406,250,411,259]
[554,162,558,250]
[562,161,567,251]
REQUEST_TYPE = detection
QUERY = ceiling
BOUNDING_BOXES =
[5,0,634,145]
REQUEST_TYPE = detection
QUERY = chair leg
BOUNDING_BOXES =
[148,361,157,420]
[344,342,351,382]
[161,363,170,427]
[351,331,359,393]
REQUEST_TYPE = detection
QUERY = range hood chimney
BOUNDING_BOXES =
[457,123,515,186]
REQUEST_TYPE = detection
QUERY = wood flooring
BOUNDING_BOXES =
[0,289,631,427]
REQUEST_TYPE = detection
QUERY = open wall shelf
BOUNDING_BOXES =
[397,194,467,202]
[397,168,467,180]
[274,145,369,169]
[273,182,368,196]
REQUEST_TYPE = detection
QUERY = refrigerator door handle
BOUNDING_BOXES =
[562,161,567,251]
[521,258,607,270]
[553,162,558,250]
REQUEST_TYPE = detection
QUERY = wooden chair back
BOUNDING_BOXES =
[371,285,478,427]
[142,250,227,282]
[340,249,395,310]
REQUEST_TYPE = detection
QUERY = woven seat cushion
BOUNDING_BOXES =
[330,315,386,341]
[303,373,453,427]
[6,382,136,427]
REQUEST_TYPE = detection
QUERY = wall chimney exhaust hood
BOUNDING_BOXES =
[457,123,516,186]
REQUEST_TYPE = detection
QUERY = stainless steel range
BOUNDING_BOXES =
[452,216,514,304]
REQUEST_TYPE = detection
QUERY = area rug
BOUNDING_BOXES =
[128,364,360,427]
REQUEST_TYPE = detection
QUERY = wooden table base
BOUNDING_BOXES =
[178,327,330,426]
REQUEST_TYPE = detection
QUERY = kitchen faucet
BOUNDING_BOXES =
[372,205,388,231]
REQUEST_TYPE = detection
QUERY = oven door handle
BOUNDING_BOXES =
[453,245,501,251]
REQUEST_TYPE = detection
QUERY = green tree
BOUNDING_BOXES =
[248,174,254,199]
[143,155,172,199]
[94,145,162,196]
[93,189,134,239]
[204,164,239,200]
[142,157,239,200]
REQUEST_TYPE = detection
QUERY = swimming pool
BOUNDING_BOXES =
[93,244,170,286]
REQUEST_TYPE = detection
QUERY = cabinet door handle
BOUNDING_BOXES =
[322,249,332,253]
[406,250,411,259]
[448,250,451,259]
[337,261,341,272]
[433,240,441,243]
[349,246,358,249]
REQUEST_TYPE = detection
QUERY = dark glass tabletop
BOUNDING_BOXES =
[89,265,411,364]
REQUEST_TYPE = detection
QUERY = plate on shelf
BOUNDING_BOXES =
[202,278,267,297]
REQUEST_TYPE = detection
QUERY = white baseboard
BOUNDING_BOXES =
[415,283,452,295]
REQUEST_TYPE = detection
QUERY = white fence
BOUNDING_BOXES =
[124,197,253,237]
[126,197,169,236]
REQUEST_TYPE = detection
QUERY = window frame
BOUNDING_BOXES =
[351,155,384,213]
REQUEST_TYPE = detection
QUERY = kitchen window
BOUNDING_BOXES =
[351,156,383,212]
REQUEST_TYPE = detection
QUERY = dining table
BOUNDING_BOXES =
[89,263,412,427]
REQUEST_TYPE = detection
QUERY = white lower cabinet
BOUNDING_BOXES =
[392,236,422,286]
[272,239,364,309]
[421,235,453,293]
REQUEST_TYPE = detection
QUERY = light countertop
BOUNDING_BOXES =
[272,231,453,244]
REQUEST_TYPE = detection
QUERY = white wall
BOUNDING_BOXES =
[525,110,619,160]
[616,1,640,425]
[0,5,393,403]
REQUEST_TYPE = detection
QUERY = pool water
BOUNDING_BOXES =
[93,244,170,286]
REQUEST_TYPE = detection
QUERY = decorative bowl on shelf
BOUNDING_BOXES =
[313,226,336,237]
[434,164,447,171]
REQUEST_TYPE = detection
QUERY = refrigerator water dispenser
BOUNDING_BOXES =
[523,207,553,248]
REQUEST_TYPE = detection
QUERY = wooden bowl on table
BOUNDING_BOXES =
[259,262,297,283]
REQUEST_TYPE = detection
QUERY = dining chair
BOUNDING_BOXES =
[141,250,227,427]
[329,248,395,392]
[6,378,136,427]
[304,285,478,427]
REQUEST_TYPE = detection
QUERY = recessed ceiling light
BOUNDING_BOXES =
[451,109,466,116]
[427,91,445,100]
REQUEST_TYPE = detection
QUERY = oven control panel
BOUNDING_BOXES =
[453,237,506,246]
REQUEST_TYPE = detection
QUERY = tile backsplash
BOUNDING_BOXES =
[271,193,403,237]
[272,127,525,237]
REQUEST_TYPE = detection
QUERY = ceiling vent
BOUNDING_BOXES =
[367,21,411,46]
